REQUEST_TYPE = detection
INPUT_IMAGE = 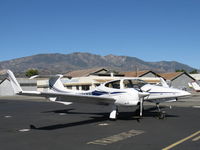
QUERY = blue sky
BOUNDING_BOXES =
[0,0,200,68]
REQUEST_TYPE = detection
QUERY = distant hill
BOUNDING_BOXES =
[0,52,196,76]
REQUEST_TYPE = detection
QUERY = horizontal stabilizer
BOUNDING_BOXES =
[191,82,200,91]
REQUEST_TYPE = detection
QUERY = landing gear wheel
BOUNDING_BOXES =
[135,107,144,118]
[158,111,166,119]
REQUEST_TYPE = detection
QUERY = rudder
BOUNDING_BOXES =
[7,70,22,94]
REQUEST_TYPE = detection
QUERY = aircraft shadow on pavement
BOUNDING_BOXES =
[142,106,179,118]
[30,106,179,130]
[30,115,108,130]
[43,106,179,119]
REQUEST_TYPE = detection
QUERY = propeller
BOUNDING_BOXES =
[138,91,150,117]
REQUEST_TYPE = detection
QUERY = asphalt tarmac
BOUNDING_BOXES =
[0,95,200,150]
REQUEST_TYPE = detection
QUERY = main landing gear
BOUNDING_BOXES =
[109,104,166,120]
[156,103,166,119]
[135,103,166,119]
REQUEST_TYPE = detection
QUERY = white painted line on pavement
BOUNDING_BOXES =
[98,123,109,126]
[87,129,144,145]
[4,115,12,118]
[59,113,67,116]
[19,129,30,132]
[193,106,200,108]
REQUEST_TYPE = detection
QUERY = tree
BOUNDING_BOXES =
[190,69,198,74]
[25,69,39,77]
[175,69,186,72]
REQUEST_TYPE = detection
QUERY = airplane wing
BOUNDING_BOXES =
[18,91,116,105]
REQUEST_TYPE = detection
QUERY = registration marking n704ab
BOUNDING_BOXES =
[87,129,144,145]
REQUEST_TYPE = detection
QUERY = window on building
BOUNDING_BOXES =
[76,86,79,90]
[95,84,100,87]
[82,85,90,91]
[66,86,72,89]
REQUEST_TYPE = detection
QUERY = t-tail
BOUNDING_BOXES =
[30,74,73,93]
[7,70,23,94]
[48,75,71,93]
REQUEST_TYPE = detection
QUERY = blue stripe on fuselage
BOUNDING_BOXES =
[91,90,125,96]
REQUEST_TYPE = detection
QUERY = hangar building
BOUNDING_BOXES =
[0,70,37,96]
[160,72,195,91]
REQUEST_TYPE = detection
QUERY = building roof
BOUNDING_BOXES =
[64,68,109,78]
[190,74,200,81]
[159,72,195,81]
[0,78,7,84]
[123,70,161,77]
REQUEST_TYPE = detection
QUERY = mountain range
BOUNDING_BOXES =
[0,52,196,76]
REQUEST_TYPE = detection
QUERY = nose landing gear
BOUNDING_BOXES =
[109,105,118,120]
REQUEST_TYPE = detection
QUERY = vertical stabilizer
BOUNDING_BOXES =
[49,75,70,92]
[7,70,22,94]
[160,78,169,88]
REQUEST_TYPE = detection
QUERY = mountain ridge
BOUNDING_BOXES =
[0,52,196,76]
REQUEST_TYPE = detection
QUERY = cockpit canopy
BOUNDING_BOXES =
[105,79,147,90]
[105,80,120,89]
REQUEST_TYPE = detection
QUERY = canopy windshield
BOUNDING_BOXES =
[123,79,147,89]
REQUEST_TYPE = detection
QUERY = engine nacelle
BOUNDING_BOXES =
[114,90,140,106]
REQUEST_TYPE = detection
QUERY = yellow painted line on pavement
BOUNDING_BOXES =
[162,130,200,150]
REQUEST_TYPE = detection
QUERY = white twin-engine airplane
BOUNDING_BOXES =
[7,70,190,120]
